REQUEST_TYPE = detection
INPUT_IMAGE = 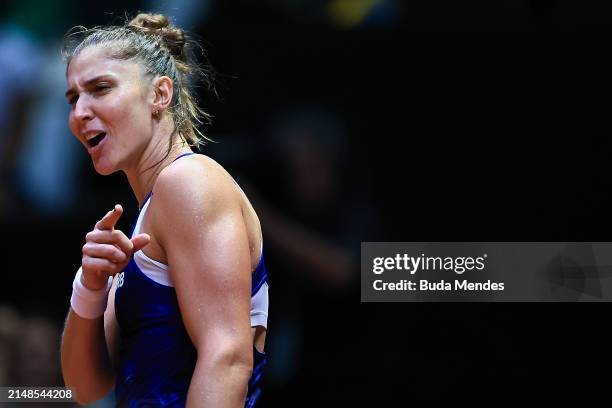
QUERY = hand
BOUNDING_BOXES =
[81,204,150,290]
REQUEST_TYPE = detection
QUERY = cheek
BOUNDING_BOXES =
[105,93,148,129]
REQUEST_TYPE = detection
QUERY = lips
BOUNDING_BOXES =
[84,131,109,157]
[88,132,106,148]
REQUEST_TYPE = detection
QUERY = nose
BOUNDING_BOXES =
[73,95,94,122]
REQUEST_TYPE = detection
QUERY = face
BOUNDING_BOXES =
[66,46,154,175]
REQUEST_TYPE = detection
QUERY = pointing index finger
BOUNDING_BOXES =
[95,204,123,230]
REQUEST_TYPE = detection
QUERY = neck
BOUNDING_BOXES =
[124,117,193,208]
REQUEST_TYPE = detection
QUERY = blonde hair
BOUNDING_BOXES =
[63,13,216,150]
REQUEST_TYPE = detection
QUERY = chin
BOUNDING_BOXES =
[92,158,120,176]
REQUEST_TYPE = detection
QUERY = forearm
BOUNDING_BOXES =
[61,309,115,404]
[186,355,252,408]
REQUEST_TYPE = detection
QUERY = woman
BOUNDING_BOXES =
[60,14,268,407]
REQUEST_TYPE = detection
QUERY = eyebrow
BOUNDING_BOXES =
[65,75,112,99]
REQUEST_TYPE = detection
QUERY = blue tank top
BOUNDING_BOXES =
[114,153,268,407]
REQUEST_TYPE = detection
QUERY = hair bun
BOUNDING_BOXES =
[128,13,186,61]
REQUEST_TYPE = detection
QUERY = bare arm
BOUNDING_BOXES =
[152,161,253,408]
[61,285,116,404]
[61,206,149,404]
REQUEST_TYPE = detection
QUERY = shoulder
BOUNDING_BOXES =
[153,154,240,216]
[147,155,252,285]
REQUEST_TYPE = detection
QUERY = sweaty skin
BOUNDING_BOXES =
[62,46,266,407]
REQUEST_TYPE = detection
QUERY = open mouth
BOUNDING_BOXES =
[88,132,106,148]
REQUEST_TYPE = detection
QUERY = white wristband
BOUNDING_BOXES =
[70,267,113,319]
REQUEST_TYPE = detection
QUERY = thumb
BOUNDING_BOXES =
[131,233,151,253]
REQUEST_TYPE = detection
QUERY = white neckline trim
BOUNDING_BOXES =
[133,250,173,286]
[132,194,173,286]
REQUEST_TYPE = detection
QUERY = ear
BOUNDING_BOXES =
[151,76,174,114]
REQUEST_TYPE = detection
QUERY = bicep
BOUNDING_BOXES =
[154,179,252,356]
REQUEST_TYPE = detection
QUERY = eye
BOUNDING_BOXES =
[68,95,78,106]
[94,84,111,94]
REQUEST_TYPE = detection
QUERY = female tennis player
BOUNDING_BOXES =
[60,13,268,407]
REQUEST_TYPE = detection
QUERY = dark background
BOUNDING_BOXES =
[1,0,610,406]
